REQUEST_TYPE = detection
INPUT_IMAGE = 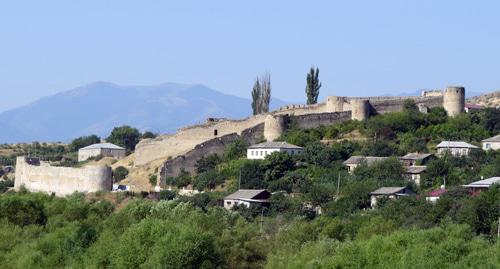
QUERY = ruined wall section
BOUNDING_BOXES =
[291,111,351,129]
[160,123,264,179]
[135,114,268,166]
[275,102,327,115]
[366,96,443,114]
[14,157,112,197]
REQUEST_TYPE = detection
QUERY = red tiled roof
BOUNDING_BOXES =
[426,189,447,197]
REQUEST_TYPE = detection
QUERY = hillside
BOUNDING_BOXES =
[0,82,286,143]
[467,90,500,107]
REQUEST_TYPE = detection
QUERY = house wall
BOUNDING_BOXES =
[15,157,112,197]
[78,148,126,162]
[437,147,473,157]
[482,141,500,151]
[246,148,303,160]
[223,199,250,209]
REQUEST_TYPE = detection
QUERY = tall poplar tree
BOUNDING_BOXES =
[251,78,261,115]
[260,73,272,113]
[306,67,322,105]
[251,73,272,114]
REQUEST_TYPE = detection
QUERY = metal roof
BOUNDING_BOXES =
[463,177,500,188]
[436,141,479,149]
[343,156,388,165]
[248,141,302,150]
[370,187,413,195]
[482,135,500,142]
[225,189,270,200]
[406,165,427,174]
[401,153,433,160]
[79,143,125,150]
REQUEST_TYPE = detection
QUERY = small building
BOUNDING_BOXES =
[404,165,427,186]
[247,142,302,160]
[425,188,447,203]
[464,103,482,113]
[462,177,500,192]
[482,135,500,151]
[370,186,415,208]
[343,156,388,174]
[224,189,271,209]
[78,143,126,162]
[400,153,434,166]
[436,141,479,157]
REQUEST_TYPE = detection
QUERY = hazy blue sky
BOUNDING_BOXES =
[1,1,499,112]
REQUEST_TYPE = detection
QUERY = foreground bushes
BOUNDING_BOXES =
[0,187,498,268]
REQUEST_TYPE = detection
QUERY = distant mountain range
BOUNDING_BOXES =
[0,82,287,143]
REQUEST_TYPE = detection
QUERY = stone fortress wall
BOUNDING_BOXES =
[14,157,112,197]
[136,86,465,175]
[160,123,264,179]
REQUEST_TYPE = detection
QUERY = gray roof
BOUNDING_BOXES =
[248,141,302,150]
[436,141,479,149]
[406,165,427,174]
[370,187,411,195]
[79,143,125,151]
[343,156,388,165]
[482,135,500,142]
[401,153,433,160]
[463,177,500,188]
[225,189,270,200]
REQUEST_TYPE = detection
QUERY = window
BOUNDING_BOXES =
[214,129,218,136]
[486,143,490,149]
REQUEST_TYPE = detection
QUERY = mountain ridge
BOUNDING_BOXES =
[0,82,286,143]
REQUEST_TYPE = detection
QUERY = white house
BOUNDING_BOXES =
[369,186,415,208]
[436,141,479,157]
[482,135,500,151]
[223,189,271,209]
[78,143,126,162]
[246,142,302,160]
[342,156,388,174]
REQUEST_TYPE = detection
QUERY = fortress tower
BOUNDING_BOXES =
[350,99,369,121]
[326,96,344,112]
[443,86,465,117]
[264,114,286,141]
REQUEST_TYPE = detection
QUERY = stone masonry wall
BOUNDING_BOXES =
[160,123,264,180]
[135,114,268,166]
[291,111,352,129]
[14,157,112,197]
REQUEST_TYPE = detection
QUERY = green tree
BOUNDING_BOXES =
[195,154,221,174]
[251,78,261,115]
[260,73,272,113]
[141,131,157,139]
[224,139,249,161]
[251,73,272,114]
[113,166,129,182]
[69,135,100,152]
[107,125,141,151]
[305,66,321,105]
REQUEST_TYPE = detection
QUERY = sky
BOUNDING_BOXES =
[1,0,500,112]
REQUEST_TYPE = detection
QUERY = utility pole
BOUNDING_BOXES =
[336,174,341,197]
[260,207,264,233]
[497,216,499,240]
[238,170,241,190]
